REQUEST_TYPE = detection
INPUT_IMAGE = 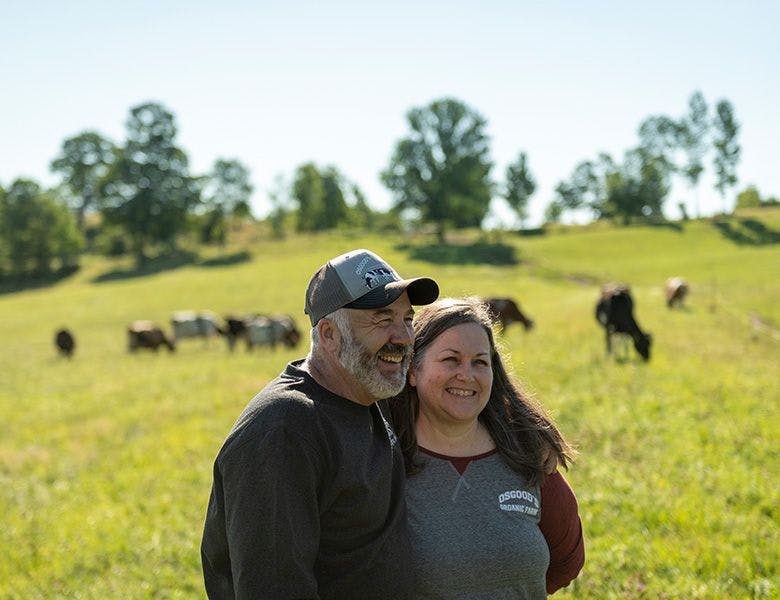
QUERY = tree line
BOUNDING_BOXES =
[546,92,749,224]
[1,93,773,280]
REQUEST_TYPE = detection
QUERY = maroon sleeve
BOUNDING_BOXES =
[539,471,585,594]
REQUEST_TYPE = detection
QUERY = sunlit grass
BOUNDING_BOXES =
[1,211,778,597]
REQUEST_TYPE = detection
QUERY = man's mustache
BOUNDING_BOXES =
[378,343,410,358]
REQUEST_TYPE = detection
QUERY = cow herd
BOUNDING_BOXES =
[54,311,302,358]
[133,311,302,353]
[485,276,689,363]
[54,277,689,363]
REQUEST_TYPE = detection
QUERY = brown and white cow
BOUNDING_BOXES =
[484,297,534,332]
[665,277,689,309]
[128,320,176,353]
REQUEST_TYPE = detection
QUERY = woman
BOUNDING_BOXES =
[390,297,584,598]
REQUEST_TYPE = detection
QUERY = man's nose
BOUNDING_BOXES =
[389,320,414,346]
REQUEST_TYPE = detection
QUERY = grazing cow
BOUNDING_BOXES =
[484,297,534,331]
[595,284,652,361]
[54,328,75,358]
[665,277,689,309]
[245,315,301,350]
[128,320,175,353]
[223,313,260,351]
[171,311,225,343]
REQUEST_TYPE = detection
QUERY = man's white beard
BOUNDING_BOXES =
[337,324,410,399]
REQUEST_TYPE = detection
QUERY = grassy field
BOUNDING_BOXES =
[1,210,778,598]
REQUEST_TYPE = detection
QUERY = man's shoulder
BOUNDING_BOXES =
[248,370,318,415]
[219,366,321,453]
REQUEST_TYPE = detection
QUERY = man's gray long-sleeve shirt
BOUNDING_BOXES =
[201,360,413,599]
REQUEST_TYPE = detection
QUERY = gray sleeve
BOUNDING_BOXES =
[220,425,324,599]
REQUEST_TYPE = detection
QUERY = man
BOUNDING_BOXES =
[201,249,439,599]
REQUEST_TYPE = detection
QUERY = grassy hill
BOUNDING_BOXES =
[1,210,778,598]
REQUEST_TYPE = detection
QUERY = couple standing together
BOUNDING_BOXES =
[201,249,584,599]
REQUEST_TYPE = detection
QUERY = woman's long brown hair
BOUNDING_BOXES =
[388,297,575,486]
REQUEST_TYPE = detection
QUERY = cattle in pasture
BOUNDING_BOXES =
[245,315,301,350]
[127,321,175,353]
[665,277,689,309]
[484,297,534,331]
[54,328,75,358]
[223,314,260,351]
[595,284,652,361]
[223,314,301,351]
[170,311,225,343]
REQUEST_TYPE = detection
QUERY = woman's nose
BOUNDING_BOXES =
[455,363,473,380]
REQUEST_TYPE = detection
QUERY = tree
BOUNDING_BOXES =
[0,179,83,278]
[200,158,254,243]
[598,147,669,224]
[555,148,670,225]
[206,158,253,217]
[712,99,740,212]
[346,184,374,229]
[735,185,761,209]
[291,163,349,232]
[638,115,681,176]
[627,114,680,223]
[50,131,117,231]
[543,200,564,224]
[381,97,493,243]
[554,156,611,215]
[292,163,325,232]
[98,102,200,263]
[503,152,536,230]
[266,173,290,239]
[679,91,709,216]
[320,167,349,228]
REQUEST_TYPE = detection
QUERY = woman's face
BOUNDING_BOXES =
[409,322,493,426]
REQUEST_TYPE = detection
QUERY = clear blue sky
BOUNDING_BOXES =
[2,1,778,227]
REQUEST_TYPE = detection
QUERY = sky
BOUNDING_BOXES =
[2,1,779,227]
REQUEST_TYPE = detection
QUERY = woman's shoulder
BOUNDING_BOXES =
[540,470,580,514]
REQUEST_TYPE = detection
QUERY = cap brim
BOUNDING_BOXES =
[345,277,439,310]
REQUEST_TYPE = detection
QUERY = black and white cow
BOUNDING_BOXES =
[223,314,301,351]
[171,311,225,344]
[245,315,301,350]
[595,284,652,361]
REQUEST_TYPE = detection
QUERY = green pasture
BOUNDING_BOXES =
[1,211,779,598]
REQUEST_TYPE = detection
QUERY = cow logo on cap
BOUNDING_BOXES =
[364,267,395,290]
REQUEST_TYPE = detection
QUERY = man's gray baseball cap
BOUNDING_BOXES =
[304,249,439,326]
